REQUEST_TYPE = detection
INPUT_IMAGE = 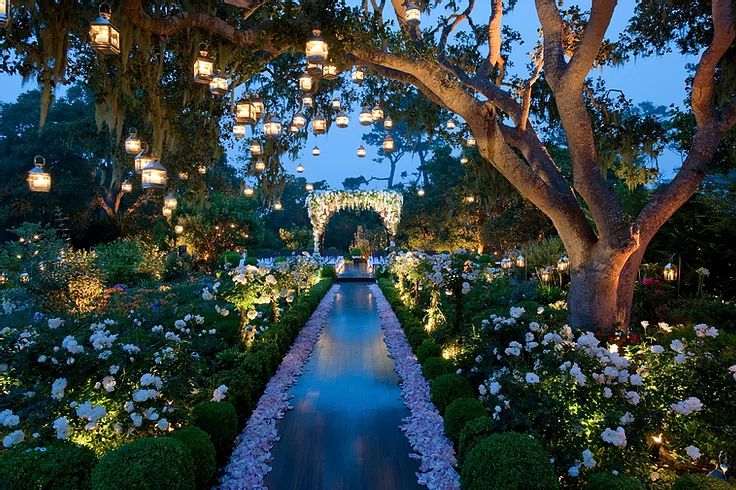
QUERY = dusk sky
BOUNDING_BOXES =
[0,1,695,188]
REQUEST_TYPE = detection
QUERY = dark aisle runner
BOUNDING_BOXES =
[263,283,422,490]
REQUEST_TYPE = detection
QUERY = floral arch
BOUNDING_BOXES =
[306,191,403,253]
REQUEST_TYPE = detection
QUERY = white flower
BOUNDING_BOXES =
[130,413,143,427]
[671,397,703,415]
[124,401,135,413]
[2,429,24,448]
[670,339,685,353]
[685,445,702,460]
[201,288,214,301]
[51,378,67,400]
[101,376,116,392]
[61,336,84,354]
[156,418,169,431]
[674,353,688,364]
[504,341,522,357]
[48,318,64,329]
[140,373,163,389]
[0,410,19,427]
[730,365,736,381]
[693,323,718,338]
[568,465,580,477]
[525,372,540,384]
[174,319,186,329]
[509,307,525,319]
[629,374,643,386]
[76,402,107,430]
[619,412,635,425]
[569,363,586,386]
[211,384,229,402]
[132,389,158,403]
[601,427,627,447]
[489,381,501,395]
[265,274,277,285]
[625,391,641,405]
[53,417,70,440]
[650,345,664,354]
[478,384,487,396]
[582,449,596,469]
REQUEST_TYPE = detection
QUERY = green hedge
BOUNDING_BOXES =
[458,416,495,462]
[671,474,735,490]
[169,427,216,488]
[422,356,454,380]
[0,441,97,490]
[584,472,646,490]
[377,279,427,349]
[430,374,474,414]
[444,398,487,441]
[416,340,442,362]
[191,401,239,464]
[91,437,195,490]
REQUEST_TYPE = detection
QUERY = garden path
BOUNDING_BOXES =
[263,282,422,490]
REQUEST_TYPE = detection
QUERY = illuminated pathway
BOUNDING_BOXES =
[263,282,422,490]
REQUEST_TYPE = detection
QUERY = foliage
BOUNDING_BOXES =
[190,401,238,464]
[583,472,646,490]
[443,397,487,441]
[94,238,166,285]
[0,441,97,490]
[671,474,736,490]
[461,433,559,490]
[422,356,454,380]
[169,427,217,489]
[320,265,337,280]
[430,374,474,414]
[457,416,495,462]
[91,437,195,490]
[416,340,442,363]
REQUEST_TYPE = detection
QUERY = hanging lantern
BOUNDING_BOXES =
[0,272,5,284]
[288,123,299,133]
[312,146,320,157]
[460,156,469,164]
[271,201,282,212]
[383,116,393,130]
[356,145,367,158]
[19,272,29,283]
[0,0,10,28]
[351,66,365,85]
[27,155,51,193]
[500,257,513,270]
[298,71,313,92]
[233,122,246,139]
[124,128,141,155]
[121,179,133,193]
[193,43,214,84]
[89,3,120,55]
[198,165,207,175]
[540,267,553,283]
[516,254,526,268]
[663,262,678,282]
[417,187,425,197]
[249,141,263,156]
[446,119,456,130]
[406,2,421,26]
[179,172,189,180]
[557,255,570,272]
[305,183,314,192]
[162,206,172,218]
[235,94,257,125]
[359,106,373,126]
[263,114,282,137]
[331,98,341,110]
[244,186,254,197]
[322,62,338,80]
[306,61,323,76]
[382,134,395,153]
[209,72,229,95]
[251,93,264,118]
[305,29,328,67]
[174,224,184,234]
[371,104,384,121]
[254,159,266,172]
[164,193,178,210]
[312,113,327,134]
[141,160,167,190]
[335,111,349,128]
[466,135,476,147]
[296,163,304,173]
[134,146,155,173]
[293,111,307,128]
[302,94,314,108]
[465,195,475,203]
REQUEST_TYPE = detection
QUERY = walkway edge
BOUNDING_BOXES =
[369,284,461,490]
[220,284,340,490]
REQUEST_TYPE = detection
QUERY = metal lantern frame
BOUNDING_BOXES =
[263,114,282,137]
[292,111,307,128]
[134,143,154,173]
[164,192,178,210]
[371,104,384,121]
[141,160,168,190]
[236,94,257,125]
[382,134,395,153]
[305,183,315,192]
[466,135,477,147]
[124,127,142,155]
[406,2,421,26]
[254,159,266,172]
[557,255,570,272]
[27,155,51,193]
[335,111,349,128]
[383,116,394,130]
[233,122,246,139]
[312,146,320,156]
[249,141,263,156]
[446,119,456,130]
[302,94,314,108]
[209,72,229,95]
[356,145,367,158]
[351,66,365,84]
[298,71,313,92]
[312,113,328,135]
[89,3,120,55]
[663,262,678,282]
[516,254,526,268]
[296,163,305,173]
[121,179,133,193]
[322,62,338,80]
[193,43,214,84]
[198,165,207,174]
[250,93,265,118]
[331,98,342,110]
[359,106,373,126]
[305,29,328,67]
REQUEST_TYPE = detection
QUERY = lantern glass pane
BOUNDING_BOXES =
[209,75,228,95]
[236,100,256,124]
[193,57,214,83]
[299,73,313,92]
[89,21,120,55]
[28,171,51,193]
[323,64,338,80]
[406,5,421,24]
[233,123,246,139]
[141,165,167,189]
[135,154,154,173]
[305,30,328,64]
[125,134,141,155]
[293,113,306,128]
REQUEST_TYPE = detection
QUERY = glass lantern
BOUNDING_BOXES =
[516,254,526,268]
[162,206,172,218]
[174,224,184,234]
[164,193,178,210]
[179,172,189,180]
[121,179,133,193]
[288,123,299,133]
[467,135,476,147]
[263,114,282,137]
[359,106,373,126]
[306,61,323,76]
[312,146,320,157]
[296,163,304,173]
[302,94,314,108]
[312,113,327,134]
[250,93,264,118]
[198,165,207,174]
[274,201,283,211]
[557,255,570,272]
[305,29,328,67]
[141,160,167,190]
[371,104,384,121]
[663,262,678,282]
[134,144,155,173]
[305,183,314,192]
[446,119,456,130]
[254,159,266,172]
[209,72,229,95]
[331,98,341,110]
[244,186,254,197]
[500,257,513,270]
[124,128,142,155]
[89,3,120,55]
[249,141,263,156]
[0,0,10,29]
[383,116,393,130]
[351,66,365,85]
[235,94,257,125]
[323,62,338,80]
[293,111,306,128]
[335,111,349,128]
[465,195,475,203]
[356,145,367,158]
[540,268,553,283]
[193,43,214,84]
[382,134,395,153]
[406,2,421,26]
[27,155,51,193]
[19,272,29,283]
[460,156,469,164]
[417,187,425,197]
[233,122,246,139]
[298,71,313,92]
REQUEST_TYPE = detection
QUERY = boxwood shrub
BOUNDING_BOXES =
[443,398,487,441]
[191,401,238,464]
[422,356,454,380]
[584,472,646,490]
[169,427,216,489]
[416,340,442,363]
[430,374,474,413]
[671,474,733,490]
[458,416,495,462]
[0,441,97,490]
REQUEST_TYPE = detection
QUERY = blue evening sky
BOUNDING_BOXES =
[0,1,695,188]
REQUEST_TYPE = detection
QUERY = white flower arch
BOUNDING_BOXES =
[306,191,403,253]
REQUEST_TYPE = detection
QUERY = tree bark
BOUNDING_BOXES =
[568,257,625,334]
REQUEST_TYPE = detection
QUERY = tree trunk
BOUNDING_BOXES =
[567,258,626,336]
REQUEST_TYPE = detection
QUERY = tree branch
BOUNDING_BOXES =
[564,0,617,87]
[437,0,476,61]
